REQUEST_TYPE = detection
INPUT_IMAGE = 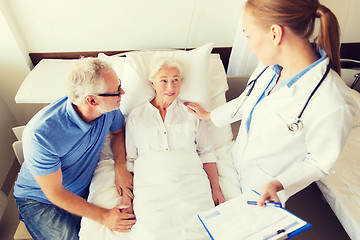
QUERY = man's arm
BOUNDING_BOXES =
[110,126,134,199]
[33,169,135,232]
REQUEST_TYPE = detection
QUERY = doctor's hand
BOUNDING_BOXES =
[103,203,136,232]
[257,179,284,207]
[115,164,134,200]
[184,102,210,120]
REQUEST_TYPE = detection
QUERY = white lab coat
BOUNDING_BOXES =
[211,57,357,202]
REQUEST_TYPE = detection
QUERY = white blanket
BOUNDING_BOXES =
[79,150,214,240]
[79,158,129,240]
[131,150,214,240]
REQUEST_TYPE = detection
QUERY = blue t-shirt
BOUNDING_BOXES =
[14,96,125,204]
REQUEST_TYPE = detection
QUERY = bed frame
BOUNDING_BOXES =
[29,47,232,71]
[26,43,359,240]
[28,42,359,77]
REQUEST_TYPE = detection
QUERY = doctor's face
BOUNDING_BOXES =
[242,9,277,65]
[151,65,182,105]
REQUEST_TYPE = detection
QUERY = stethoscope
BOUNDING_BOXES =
[231,63,331,132]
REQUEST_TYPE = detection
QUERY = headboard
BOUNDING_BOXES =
[28,43,359,75]
[29,47,232,72]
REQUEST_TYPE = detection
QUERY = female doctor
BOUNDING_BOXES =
[185,0,356,206]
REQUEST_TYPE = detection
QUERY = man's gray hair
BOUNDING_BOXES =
[66,57,113,105]
[148,57,184,83]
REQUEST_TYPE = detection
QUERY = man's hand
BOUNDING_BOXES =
[103,204,136,232]
[257,179,284,207]
[33,169,135,230]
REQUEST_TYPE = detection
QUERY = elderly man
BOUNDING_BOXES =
[13,57,135,240]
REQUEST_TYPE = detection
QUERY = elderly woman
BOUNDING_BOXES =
[122,57,224,239]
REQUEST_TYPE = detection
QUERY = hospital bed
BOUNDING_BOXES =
[76,43,243,239]
[20,42,360,239]
[315,48,360,240]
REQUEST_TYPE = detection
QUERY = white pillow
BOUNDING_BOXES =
[119,42,214,115]
[97,52,126,79]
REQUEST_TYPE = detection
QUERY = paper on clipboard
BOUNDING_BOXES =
[197,190,310,240]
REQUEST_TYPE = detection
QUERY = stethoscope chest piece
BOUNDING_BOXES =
[287,118,303,132]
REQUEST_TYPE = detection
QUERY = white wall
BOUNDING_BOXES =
[0,3,46,126]
[322,0,360,43]
[0,3,46,191]
[6,0,244,53]
[0,93,17,189]
[4,0,359,57]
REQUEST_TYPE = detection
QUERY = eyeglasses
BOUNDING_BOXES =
[97,84,122,97]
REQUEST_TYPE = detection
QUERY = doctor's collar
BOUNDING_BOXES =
[271,65,283,75]
[312,42,328,59]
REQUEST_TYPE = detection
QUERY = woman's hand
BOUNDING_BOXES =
[212,188,226,205]
[184,102,211,120]
[257,179,284,207]
[115,164,134,199]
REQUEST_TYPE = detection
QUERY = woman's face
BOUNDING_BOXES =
[152,65,182,104]
[242,10,277,65]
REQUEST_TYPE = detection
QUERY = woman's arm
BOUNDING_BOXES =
[195,119,225,204]
[203,162,225,205]
[111,126,134,200]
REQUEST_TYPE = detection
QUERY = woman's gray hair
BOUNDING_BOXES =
[148,57,184,83]
[65,57,113,105]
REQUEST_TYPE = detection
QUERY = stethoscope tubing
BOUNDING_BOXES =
[230,67,269,118]
[231,63,331,132]
[297,63,331,119]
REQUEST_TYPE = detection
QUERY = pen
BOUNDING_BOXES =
[247,200,257,205]
[247,201,282,208]
[263,229,287,240]
[265,201,282,208]
[262,221,299,240]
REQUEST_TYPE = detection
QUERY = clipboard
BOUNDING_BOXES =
[197,190,311,240]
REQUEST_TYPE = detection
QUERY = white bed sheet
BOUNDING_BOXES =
[129,150,213,240]
[316,88,360,240]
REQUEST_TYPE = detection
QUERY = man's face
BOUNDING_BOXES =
[96,69,124,113]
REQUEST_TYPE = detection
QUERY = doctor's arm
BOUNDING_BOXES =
[111,126,134,200]
[33,169,136,232]
[262,106,355,204]
[186,95,246,127]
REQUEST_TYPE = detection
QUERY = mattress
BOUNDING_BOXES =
[316,88,360,240]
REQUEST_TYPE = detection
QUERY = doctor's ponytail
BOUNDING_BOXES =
[245,0,341,75]
[315,5,341,75]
